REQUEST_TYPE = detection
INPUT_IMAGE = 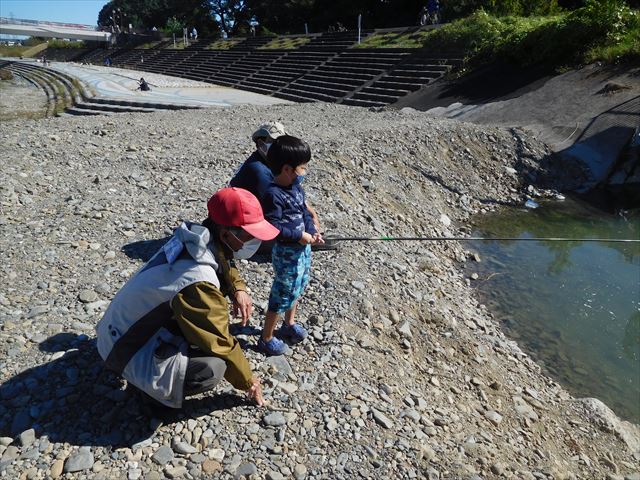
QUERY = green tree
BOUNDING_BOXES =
[98,0,220,37]
[165,16,185,34]
[209,0,249,36]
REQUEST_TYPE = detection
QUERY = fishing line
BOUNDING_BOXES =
[324,236,639,244]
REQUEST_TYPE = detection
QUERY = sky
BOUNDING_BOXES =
[0,0,108,26]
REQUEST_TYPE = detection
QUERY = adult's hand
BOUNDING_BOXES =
[233,290,253,326]
[246,377,266,406]
[306,202,321,233]
[312,213,321,233]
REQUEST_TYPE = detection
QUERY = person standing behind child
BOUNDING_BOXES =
[258,136,324,355]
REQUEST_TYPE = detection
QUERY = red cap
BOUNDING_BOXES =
[207,187,279,241]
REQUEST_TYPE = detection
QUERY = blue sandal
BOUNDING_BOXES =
[279,323,308,344]
[257,336,287,356]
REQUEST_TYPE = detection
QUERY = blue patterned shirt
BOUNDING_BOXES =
[263,182,316,242]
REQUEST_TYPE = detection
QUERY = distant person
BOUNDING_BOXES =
[258,136,324,356]
[152,26,158,32]
[419,5,429,25]
[192,27,198,40]
[104,57,112,67]
[137,77,151,91]
[249,17,259,37]
[427,0,441,24]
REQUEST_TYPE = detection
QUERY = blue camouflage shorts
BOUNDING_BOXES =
[268,243,311,314]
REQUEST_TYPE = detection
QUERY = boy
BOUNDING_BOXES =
[258,135,324,355]
[230,122,320,231]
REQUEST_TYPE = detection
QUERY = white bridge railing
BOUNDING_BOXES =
[0,17,98,31]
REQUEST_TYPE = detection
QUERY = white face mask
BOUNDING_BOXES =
[233,237,262,259]
[258,141,272,159]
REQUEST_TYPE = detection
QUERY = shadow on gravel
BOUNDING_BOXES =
[396,61,553,110]
[121,237,171,262]
[0,333,252,448]
[439,63,552,103]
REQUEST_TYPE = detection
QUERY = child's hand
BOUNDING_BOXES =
[312,233,325,245]
[299,232,313,245]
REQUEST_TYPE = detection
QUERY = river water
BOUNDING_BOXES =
[466,198,640,423]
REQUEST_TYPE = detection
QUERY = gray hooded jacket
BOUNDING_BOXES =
[96,223,220,408]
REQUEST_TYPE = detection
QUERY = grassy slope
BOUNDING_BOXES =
[359,1,639,70]
[22,43,48,58]
[0,46,30,57]
[260,36,311,49]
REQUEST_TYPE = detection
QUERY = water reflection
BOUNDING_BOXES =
[467,198,640,423]
[623,311,640,363]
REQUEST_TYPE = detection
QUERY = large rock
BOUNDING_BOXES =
[371,408,394,429]
[577,398,640,452]
[152,445,174,465]
[263,412,287,427]
[18,428,35,448]
[64,448,95,472]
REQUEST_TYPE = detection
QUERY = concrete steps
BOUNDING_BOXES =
[3,62,88,116]
[1,60,204,117]
[287,81,350,98]
[277,85,339,102]
[66,103,157,115]
[341,98,386,108]
[231,36,274,50]
[371,80,423,91]
[45,30,465,108]
[84,97,201,111]
[300,30,374,51]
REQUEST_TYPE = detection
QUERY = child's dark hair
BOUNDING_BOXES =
[267,135,311,175]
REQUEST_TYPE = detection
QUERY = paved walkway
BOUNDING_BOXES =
[46,61,292,108]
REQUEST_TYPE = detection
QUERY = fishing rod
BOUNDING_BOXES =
[324,236,640,244]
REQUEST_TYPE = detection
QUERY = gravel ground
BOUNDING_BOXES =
[0,77,47,121]
[1,102,639,480]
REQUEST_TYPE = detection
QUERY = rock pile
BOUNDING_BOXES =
[1,103,638,479]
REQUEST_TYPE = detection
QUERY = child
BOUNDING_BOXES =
[258,135,324,355]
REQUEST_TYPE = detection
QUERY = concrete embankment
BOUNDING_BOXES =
[0,102,638,479]
[396,63,640,205]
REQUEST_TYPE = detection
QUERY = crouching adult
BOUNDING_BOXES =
[96,188,279,409]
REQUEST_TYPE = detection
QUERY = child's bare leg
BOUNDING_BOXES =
[262,310,280,341]
[284,301,298,326]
